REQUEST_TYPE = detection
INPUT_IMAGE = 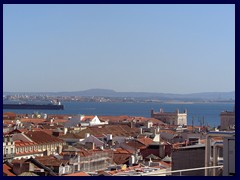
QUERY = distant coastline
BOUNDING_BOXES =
[163,101,234,105]
[3,89,235,102]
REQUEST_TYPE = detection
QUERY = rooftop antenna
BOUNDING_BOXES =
[192,116,194,132]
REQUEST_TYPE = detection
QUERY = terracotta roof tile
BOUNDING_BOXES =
[64,172,90,176]
[60,124,139,139]
[113,153,131,165]
[52,119,68,123]
[3,164,16,176]
[20,118,46,124]
[81,116,95,122]
[15,141,37,146]
[115,148,131,154]
[35,156,69,167]
[137,137,153,146]
[24,130,64,144]
[125,140,147,149]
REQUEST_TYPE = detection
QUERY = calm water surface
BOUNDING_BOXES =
[3,102,234,127]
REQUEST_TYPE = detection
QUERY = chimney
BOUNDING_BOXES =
[146,121,152,128]
[85,133,90,138]
[63,128,68,135]
[159,134,165,158]
[80,115,85,121]
[107,134,112,141]
[129,155,135,166]
[153,128,157,136]
[140,127,143,134]
[57,145,63,154]
[130,121,134,128]
[44,114,47,119]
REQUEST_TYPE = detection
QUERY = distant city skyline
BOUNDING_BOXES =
[3,4,235,94]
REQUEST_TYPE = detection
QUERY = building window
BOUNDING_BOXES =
[30,147,32,151]
[11,148,14,154]
[16,148,18,153]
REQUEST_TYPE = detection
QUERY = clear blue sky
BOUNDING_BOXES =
[3,4,235,94]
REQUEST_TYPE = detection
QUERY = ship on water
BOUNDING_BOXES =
[3,99,64,110]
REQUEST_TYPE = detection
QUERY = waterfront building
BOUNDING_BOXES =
[151,109,187,126]
[220,109,235,130]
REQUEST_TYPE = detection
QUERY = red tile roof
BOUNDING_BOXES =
[81,116,95,122]
[3,112,16,120]
[15,141,37,147]
[137,137,153,146]
[9,129,27,134]
[115,148,131,154]
[64,172,90,176]
[113,153,131,165]
[52,119,68,123]
[35,156,69,167]
[24,130,65,144]
[20,118,46,124]
[125,140,147,149]
[99,115,133,122]
[99,115,165,125]
[60,124,139,139]
[3,164,16,176]
[48,114,69,119]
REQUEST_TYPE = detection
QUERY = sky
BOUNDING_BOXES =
[3,4,235,94]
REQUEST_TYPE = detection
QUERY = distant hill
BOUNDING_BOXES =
[3,89,235,101]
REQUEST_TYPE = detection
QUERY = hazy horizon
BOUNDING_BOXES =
[3,88,235,95]
[3,4,235,94]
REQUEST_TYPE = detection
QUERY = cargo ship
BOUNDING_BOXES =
[3,100,64,110]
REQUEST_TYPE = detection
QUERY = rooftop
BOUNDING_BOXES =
[64,172,90,176]
[61,124,139,139]
[24,130,65,144]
